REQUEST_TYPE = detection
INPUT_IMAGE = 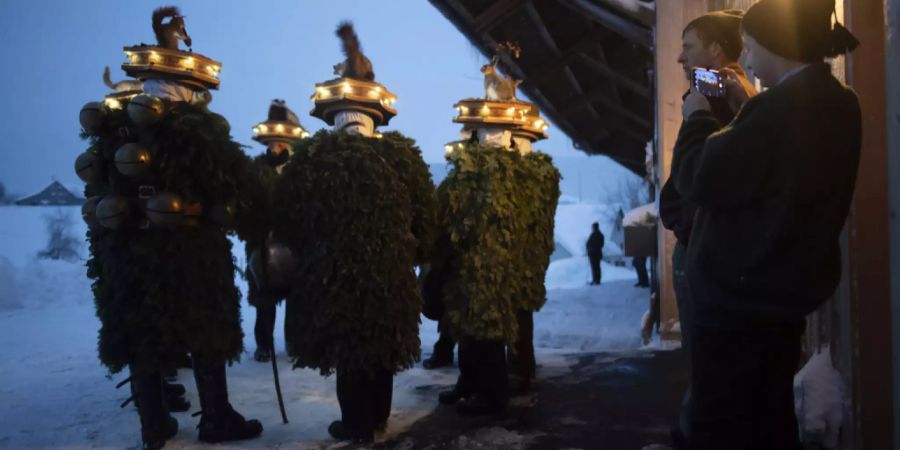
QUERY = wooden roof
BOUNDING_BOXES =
[430,0,655,174]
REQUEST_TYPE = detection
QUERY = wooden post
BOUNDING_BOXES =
[886,0,900,446]
[843,0,894,448]
[654,0,707,340]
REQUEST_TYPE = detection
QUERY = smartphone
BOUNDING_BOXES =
[691,68,726,98]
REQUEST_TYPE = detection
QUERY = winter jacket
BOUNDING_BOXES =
[586,230,605,258]
[672,62,861,328]
[660,64,749,245]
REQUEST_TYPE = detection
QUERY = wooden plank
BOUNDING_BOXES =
[560,0,652,47]
[575,51,651,99]
[472,0,526,34]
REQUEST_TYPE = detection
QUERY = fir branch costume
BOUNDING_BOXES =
[84,100,264,374]
[433,144,559,344]
[271,130,436,377]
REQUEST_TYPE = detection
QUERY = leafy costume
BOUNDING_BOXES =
[430,143,559,407]
[81,96,265,448]
[271,130,435,376]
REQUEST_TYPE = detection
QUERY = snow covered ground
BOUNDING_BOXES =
[0,205,655,449]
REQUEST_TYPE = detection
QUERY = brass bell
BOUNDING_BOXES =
[145,192,185,228]
[96,195,131,230]
[74,150,101,184]
[79,102,107,134]
[127,94,166,127]
[81,196,101,229]
[114,143,151,177]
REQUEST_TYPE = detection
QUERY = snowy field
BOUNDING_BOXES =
[0,205,656,449]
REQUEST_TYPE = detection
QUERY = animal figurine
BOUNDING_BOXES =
[103,66,143,93]
[481,56,521,101]
[152,6,192,51]
[333,22,374,81]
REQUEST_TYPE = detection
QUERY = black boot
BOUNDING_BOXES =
[192,358,263,443]
[130,368,178,450]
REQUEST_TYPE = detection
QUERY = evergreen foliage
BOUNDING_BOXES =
[271,131,435,376]
[82,100,263,373]
[433,144,560,344]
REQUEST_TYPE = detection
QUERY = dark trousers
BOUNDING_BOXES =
[672,243,693,439]
[633,256,650,286]
[432,317,457,361]
[457,336,508,407]
[253,301,277,351]
[588,255,602,284]
[688,321,805,450]
[335,368,393,432]
[508,310,535,383]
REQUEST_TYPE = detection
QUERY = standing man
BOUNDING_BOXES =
[246,99,307,363]
[659,10,751,447]
[586,222,605,285]
[674,0,860,448]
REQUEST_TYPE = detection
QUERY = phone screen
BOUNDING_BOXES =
[692,68,726,98]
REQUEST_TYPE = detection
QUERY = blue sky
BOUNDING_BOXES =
[0,0,599,196]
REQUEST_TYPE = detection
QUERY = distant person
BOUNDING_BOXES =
[673,0,861,447]
[633,256,650,287]
[585,222,605,285]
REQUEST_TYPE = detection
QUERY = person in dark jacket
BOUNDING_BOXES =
[585,222,605,285]
[673,0,861,448]
[659,11,753,447]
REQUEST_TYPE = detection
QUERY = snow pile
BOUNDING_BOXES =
[545,257,634,290]
[793,346,847,449]
[623,202,657,227]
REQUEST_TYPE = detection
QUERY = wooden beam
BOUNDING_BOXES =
[560,0,653,47]
[524,2,605,123]
[561,87,651,130]
[574,51,651,99]
[472,0,526,34]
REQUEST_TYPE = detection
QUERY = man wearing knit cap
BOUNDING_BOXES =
[673,0,861,448]
[660,9,755,448]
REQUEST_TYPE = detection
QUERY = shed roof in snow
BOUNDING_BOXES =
[15,181,83,206]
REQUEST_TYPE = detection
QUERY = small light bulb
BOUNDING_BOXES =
[342,82,352,94]
[444,144,453,154]
[534,119,544,128]
[301,131,310,138]
[276,124,285,133]
[259,124,268,133]
[293,127,301,136]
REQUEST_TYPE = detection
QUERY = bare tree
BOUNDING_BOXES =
[38,208,81,262]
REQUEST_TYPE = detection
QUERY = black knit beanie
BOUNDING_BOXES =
[742,0,859,62]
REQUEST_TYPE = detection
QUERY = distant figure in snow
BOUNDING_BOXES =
[633,256,650,288]
[585,222,605,285]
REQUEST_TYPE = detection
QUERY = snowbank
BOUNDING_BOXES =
[554,202,623,258]
[623,202,658,227]
[545,256,635,290]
